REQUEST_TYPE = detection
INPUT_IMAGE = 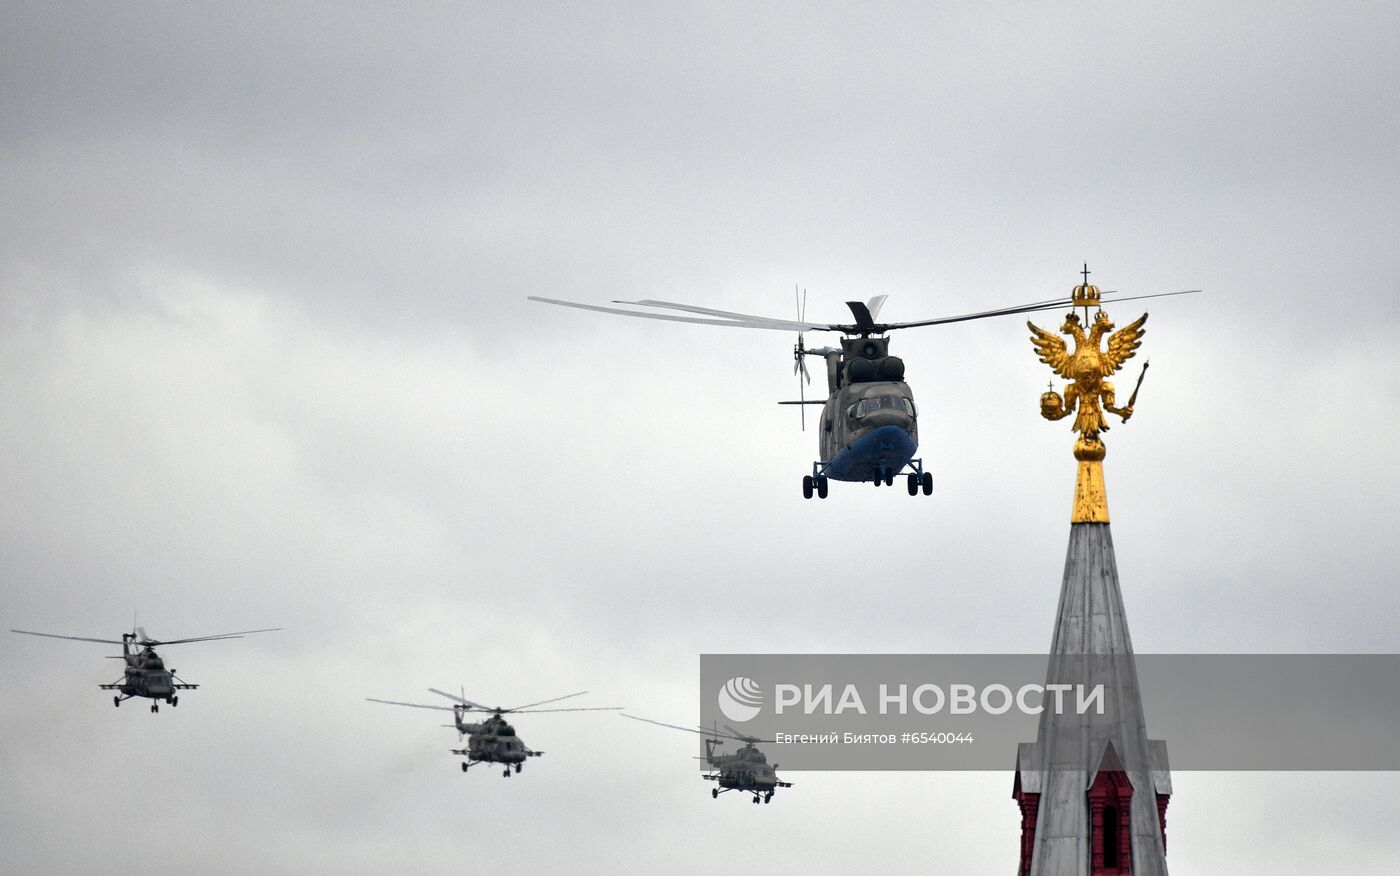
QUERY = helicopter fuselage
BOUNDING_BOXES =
[713,763,780,793]
[452,713,538,770]
[112,668,176,699]
[101,643,195,708]
[703,741,790,802]
[11,624,274,713]
[803,335,927,489]
[818,378,919,482]
[458,730,531,765]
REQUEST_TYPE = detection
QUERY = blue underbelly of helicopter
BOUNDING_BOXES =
[827,425,917,482]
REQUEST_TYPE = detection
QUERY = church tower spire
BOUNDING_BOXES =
[1015,276,1171,875]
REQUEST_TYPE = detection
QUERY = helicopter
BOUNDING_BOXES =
[529,275,1196,498]
[366,688,622,777]
[10,625,280,713]
[622,714,792,804]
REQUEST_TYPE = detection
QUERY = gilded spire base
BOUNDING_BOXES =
[1072,436,1109,523]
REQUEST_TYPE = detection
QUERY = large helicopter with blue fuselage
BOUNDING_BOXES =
[530,279,1193,499]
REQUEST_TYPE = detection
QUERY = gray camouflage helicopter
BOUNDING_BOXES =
[622,714,792,804]
[530,281,1194,498]
[367,688,621,777]
[10,625,280,713]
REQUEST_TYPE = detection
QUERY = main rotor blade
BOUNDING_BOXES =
[879,295,1077,330]
[535,288,1201,337]
[366,697,456,712]
[882,289,1200,331]
[723,723,771,743]
[536,293,1083,334]
[529,297,836,332]
[626,293,1085,332]
[11,629,125,646]
[618,299,833,332]
[620,713,769,744]
[510,706,624,714]
[1094,289,1201,307]
[846,300,877,330]
[427,688,490,710]
[621,713,716,737]
[142,627,282,646]
[504,690,590,712]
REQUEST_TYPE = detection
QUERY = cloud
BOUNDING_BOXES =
[2,3,1398,873]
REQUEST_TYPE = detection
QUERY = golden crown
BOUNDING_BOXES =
[1071,281,1101,308]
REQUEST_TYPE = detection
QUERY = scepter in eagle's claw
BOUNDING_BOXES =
[1126,360,1149,409]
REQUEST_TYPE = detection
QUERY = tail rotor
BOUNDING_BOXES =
[792,286,811,430]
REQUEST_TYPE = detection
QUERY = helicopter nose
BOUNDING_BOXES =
[861,423,915,452]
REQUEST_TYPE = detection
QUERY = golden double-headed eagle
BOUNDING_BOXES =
[1029,274,1155,523]
[1028,306,1147,441]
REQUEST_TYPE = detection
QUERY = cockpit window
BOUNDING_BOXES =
[849,396,915,418]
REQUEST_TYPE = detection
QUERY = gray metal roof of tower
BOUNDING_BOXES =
[1013,522,1171,876]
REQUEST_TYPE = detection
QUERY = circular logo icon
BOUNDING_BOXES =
[717,676,763,723]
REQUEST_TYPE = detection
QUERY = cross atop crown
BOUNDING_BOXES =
[1071,262,1101,309]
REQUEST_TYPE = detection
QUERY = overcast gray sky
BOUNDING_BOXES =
[2,3,1398,873]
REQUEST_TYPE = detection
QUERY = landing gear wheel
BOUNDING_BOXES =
[151,703,158,713]
[712,788,719,799]
[885,473,894,486]
[461,762,469,773]
[921,472,933,495]
[816,476,828,499]
[907,473,919,495]
[114,696,120,708]
[752,796,759,804]
[171,696,178,707]
[514,763,522,774]
[765,794,772,804]
[503,768,511,778]
[802,475,814,499]
[873,477,881,488]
